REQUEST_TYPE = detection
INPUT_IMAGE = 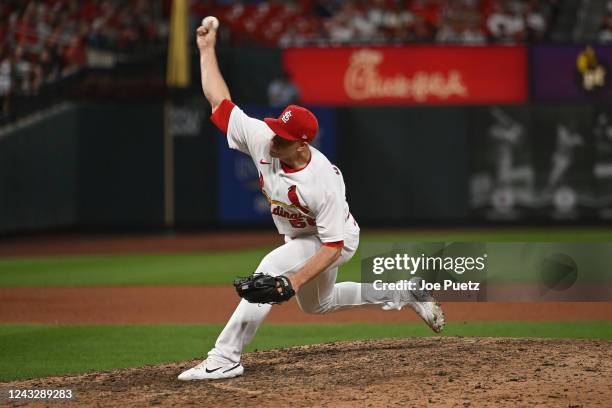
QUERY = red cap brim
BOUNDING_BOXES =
[264,118,300,142]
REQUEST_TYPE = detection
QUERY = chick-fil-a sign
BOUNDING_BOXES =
[283,46,527,105]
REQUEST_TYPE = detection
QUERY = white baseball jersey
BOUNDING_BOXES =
[212,100,359,246]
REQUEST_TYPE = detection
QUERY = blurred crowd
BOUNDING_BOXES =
[193,0,560,47]
[1,0,611,123]
[0,0,167,121]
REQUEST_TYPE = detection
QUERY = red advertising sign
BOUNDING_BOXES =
[283,46,527,105]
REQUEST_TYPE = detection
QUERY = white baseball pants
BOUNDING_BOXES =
[208,230,401,364]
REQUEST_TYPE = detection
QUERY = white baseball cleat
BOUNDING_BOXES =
[178,359,244,381]
[408,295,445,333]
[382,277,445,333]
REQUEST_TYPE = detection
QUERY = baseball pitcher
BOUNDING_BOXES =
[178,17,445,381]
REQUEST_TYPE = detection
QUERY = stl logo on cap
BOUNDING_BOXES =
[281,110,292,123]
[263,105,318,142]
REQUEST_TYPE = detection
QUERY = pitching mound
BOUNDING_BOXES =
[2,337,611,407]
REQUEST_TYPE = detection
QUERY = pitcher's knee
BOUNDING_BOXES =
[297,299,333,315]
[254,257,281,276]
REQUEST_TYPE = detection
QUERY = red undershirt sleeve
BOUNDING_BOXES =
[210,99,236,134]
[322,240,344,248]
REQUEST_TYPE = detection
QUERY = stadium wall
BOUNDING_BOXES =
[77,104,165,228]
[2,44,612,234]
[336,106,469,223]
[0,105,79,233]
[0,103,166,234]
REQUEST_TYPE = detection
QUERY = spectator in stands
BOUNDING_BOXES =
[435,17,462,43]
[487,2,525,43]
[0,48,11,119]
[600,16,612,44]
[412,14,435,42]
[524,1,548,41]
[267,71,300,107]
[32,45,58,92]
[345,4,377,42]
[326,13,354,44]
[13,45,33,96]
[62,36,86,75]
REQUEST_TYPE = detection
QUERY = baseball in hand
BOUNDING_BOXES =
[201,16,219,31]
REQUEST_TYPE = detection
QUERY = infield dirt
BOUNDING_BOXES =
[2,337,611,407]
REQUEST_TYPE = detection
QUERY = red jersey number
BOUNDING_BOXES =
[289,218,316,228]
[289,219,306,228]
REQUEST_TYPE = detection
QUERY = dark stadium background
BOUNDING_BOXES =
[2,0,612,234]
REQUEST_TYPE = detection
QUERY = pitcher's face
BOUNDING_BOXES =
[269,135,300,159]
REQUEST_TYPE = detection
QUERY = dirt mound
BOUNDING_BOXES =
[2,337,610,407]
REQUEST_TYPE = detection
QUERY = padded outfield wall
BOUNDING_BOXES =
[2,103,611,234]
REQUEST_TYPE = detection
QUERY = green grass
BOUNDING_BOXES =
[0,250,272,287]
[364,228,612,243]
[0,322,611,381]
[1,228,612,287]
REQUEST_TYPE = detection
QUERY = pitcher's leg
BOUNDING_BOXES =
[208,236,320,364]
[296,270,444,333]
[296,268,407,314]
[295,235,404,315]
[207,300,271,364]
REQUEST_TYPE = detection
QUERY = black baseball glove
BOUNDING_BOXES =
[233,274,295,304]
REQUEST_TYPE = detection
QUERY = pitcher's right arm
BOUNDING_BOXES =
[196,24,230,113]
[197,22,272,158]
